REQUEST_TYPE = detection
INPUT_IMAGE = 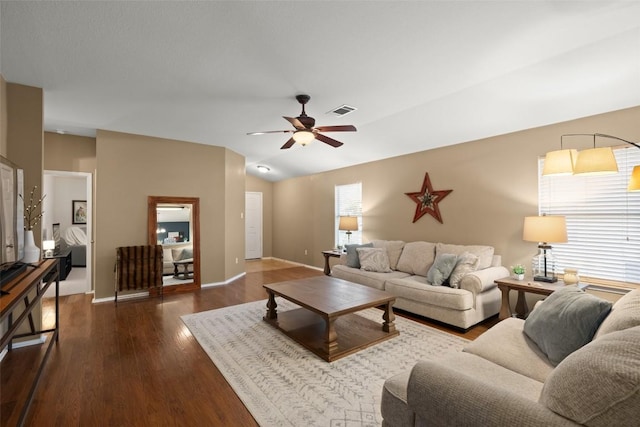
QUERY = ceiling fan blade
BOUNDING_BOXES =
[247,130,294,135]
[283,116,306,130]
[314,125,357,133]
[316,133,344,148]
[280,137,296,149]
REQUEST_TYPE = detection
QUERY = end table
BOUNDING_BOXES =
[322,250,343,275]
[494,277,568,320]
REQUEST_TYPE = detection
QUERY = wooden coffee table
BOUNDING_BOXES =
[263,276,398,362]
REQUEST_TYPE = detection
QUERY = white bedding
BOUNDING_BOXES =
[64,226,87,246]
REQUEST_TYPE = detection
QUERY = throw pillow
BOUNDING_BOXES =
[171,248,184,261]
[523,286,612,366]
[180,247,193,260]
[448,251,479,289]
[345,243,373,268]
[539,326,640,426]
[426,253,458,286]
[356,247,392,273]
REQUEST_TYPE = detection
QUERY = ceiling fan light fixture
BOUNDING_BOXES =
[256,165,270,173]
[293,130,315,146]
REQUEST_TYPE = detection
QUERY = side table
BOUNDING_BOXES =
[322,250,343,275]
[494,277,568,320]
[44,248,72,281]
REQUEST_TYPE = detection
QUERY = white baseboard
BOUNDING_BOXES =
[202,271,246,288]
[93,291,149,304]
[0,335,47,362]
[269,257,323,272]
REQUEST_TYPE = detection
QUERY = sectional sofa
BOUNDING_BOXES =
[381,287,640,426]
[331,240,509,329]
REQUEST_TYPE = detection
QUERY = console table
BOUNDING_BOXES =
[0,259,59,426]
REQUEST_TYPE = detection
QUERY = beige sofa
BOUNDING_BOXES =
[381,288,640,427]
[161,243,193,275]
[331,240,509,329]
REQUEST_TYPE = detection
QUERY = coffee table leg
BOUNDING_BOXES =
[265,292,278,320]
[324,318,338,355]
[382,301,396,333]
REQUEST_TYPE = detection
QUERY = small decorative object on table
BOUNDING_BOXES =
[511,264,526,280]
[563,268,580,285]
[20,185,45,263]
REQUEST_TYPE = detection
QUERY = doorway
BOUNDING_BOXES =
[245,192,262,260]
[42,170,92,296]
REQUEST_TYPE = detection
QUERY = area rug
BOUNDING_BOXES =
[181,300,468,427]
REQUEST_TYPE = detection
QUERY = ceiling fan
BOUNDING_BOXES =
[247,94,356,149]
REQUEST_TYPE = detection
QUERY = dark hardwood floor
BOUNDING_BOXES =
[1,259,498,426]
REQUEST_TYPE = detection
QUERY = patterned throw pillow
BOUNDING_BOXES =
[345,243,373,268]
[356,248,392,273]
[448,252,479,288]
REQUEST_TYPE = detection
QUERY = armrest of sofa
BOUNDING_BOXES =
[459,265,509,294]
[407,360,577,426]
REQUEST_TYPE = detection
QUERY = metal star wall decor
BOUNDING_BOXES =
[405,172,453,223]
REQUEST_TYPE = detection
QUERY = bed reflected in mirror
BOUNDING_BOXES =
[148,196,200,292]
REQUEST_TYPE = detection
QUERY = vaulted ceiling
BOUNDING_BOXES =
[2,1,639,181]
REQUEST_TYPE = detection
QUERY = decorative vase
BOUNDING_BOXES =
[23,229,41,263]
[514,273,524,281]
[563,268,580,285]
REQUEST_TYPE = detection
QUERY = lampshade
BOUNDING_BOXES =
[42,240,55,251]
[542,149,578,176]
[573,147,618,175]
[292,130,315,145]
[523,215,567,244]
[628,165,640,191]
[338,216,358,231]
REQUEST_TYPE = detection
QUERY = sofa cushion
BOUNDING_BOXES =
[448,252,479,289]
[331,264,410,291]
[463,317,554,383]
[593,288,640,339]
[540,325,640,426]
[344,243,373,268]
[426,253,457,286]
[436,243,494,270]
[356,247,392,273]
[395,241,436,276]
[372,240,405,270]
[385,276,474,311]
[523,286,612,366]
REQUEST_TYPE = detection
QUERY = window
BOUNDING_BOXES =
[335,183,362,247]
[538,147,640,285]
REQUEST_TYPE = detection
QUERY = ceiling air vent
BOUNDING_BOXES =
[327,104,357,117]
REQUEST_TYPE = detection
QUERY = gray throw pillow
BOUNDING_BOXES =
[426,253,457,286]
[523,286,612,366]
[448,251,479,289]
[345,243,373,268]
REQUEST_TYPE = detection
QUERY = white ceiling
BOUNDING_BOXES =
[2,1,639,182]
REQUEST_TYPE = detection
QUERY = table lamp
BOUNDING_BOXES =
[522,215,567,283]
[43,240,55,258]
[339,216,358,245]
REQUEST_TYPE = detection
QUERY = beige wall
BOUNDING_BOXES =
[44,132,97,173]
[94,130,245,299]
[246,174,274,258]
[272,106,640,272]
[3,81,44,335]
[224,150,246,277]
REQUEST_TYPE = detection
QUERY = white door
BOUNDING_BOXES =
[245,192,263,259]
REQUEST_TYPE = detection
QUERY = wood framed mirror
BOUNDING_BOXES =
[148,196,200,293]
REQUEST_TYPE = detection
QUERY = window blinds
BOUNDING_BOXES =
[538,147,640,284]
[335,183,362,246]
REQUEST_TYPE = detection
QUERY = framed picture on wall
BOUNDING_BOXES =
[72,200,87,224]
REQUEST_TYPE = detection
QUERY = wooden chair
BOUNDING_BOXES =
[114,245,163,305]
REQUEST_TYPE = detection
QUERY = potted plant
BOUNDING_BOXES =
[511,264,526,280]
